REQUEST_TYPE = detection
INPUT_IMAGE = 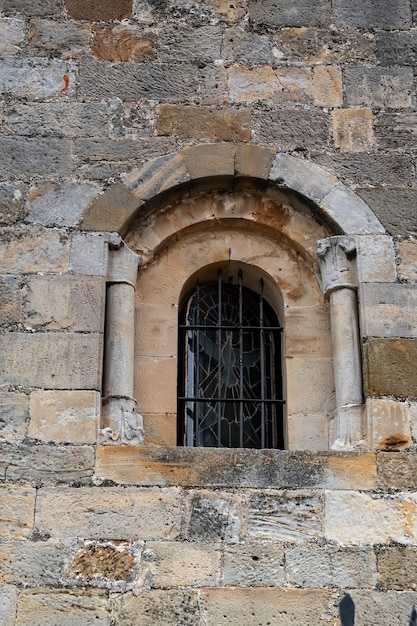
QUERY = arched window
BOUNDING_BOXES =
[178,269,284,449]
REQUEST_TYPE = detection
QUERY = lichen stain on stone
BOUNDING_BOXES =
[397,500,417,538]
[252,199,292,232]
[72,543,135,581]
[377,434,412,451]
[59,74,70,94]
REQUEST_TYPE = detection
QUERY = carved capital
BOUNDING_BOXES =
[107,241,141,288]
[315,236,357,297]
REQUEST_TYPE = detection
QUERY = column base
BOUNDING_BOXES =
[100,396,144,445]
[330,404,365,450]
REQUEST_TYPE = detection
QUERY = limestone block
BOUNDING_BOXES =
[378,545,417,589]
[15,589,110,626]
[0,275,23,326]
[355,235,396,283]
[3,0,62,16]
[398,239,417,281]
[134,356,177,414]
[36,487,182,541]
[312,66,343,107]
[0,584,18,626]
[24,275,105,333]
[223,543,285,586]
[270,153,338,204]
[332,108,373,152]
[186,490,240,542]
[360,284,417,339]
[286,357,335,416]
[158,24,222,63]
[0,226,70,273]
[0,443,15,480]
[248,0,331,26]
[229,66,311,104]
[28,18,91,58]
[144,541,220,587]
[135,304,177,358]
[29,390,99,444]
[92,24,155,62]
[142,413,176,446]
[377,452,417,490]
[0,541,65,586]
[202,587,332,625]
[374,112,417,151]
[223,26,272,65]
[79,183,140,234]
[0,392,28,442]
[7,444,95,485]
[75,137,175,163]
[314,152,414,187]
[325,490,417,545]
[252,109,329,150]
[200,64,229,105]
[116,589,200,626]
[409,401,417,443]
[0,181,27,225]
[0,137,72,177]
[247,490,323,542]
[65,0,131,20]
[26,182,100,228]
[286,413,329,451]
[0,18,25,54]
[363,338,417,398]
[344,66,413,109]
[70,233,109,277]
[156,104,251,142]
[0,484,36,539]
[358,189,417,237]
[324,453,377,490]
[347,590,417,625]
[285,305,332,357]
[181,144,235,179]
[0,58,76,99]
[286,544,377,588]
[333,0,411,28]
[79,60,199,101]
[377,31,417,66]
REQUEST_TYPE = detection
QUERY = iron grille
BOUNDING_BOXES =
[178,269,284,448]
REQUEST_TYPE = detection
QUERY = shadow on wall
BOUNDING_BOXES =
[339,595,417,625]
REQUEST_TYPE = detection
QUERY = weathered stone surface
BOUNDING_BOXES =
[344,66,413,109]
[24,275,105,332]
[0,137,72,177]
[0,585,18,626]
[360,283,417,338]
[377,452,417,490]
[80,183,140,234]
[29,390,99,444]
[159,24,221,63]
[181,144,235,179]
[312,65,343,107]
[253,109,329,150]
[0,227,70,273]
[0,443,15,480]
[36,487,182,540]
[144,541,220,587]
[0,541,65,585]
[0,484,36,539]
[355,235,396,283]
[0,275,22,326]
[378,546,417,589]
[26,182,100,227]
[223,543,285,586]
[117,589,200,626]
[313,153,414,187]
[398,239,417,281]
[70,233,109,277]
[332,108,373,152]
[286,545,376,588]
[248,0,331,26]
[65,0,131,20]
[0,18,25,54]
[156,104,250,141]
[92,24,155,62]
[377,30,417,66]
[321,182,386,234]
[0,181,27,225]
[122,152,190,200]
[186,491,240,542]
[0,392,28,442]
[374,113,417,151]
[348,590,417,625]
[7,444,95,485]
[367,399,412,452]
[15,589,110,626]
[357,188,417,236]
[223,26,272,64]
[28,18,91,58]
[235,144,275,179]
[229,66,311,104]
[270,153,338,204]
[0,58,75,98]
[79,60,199,101]
[73,542,137,582]
[202,587,332,625]
[200,64,229,105]
[75,137,174,163]
[333,0,411,28]
[0,332,102,390]
[3,0,62,16]
[363,338,417,399]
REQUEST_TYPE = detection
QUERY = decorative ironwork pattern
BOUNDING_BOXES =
[178,269,284,448]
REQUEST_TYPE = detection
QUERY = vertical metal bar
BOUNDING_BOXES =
[238,270,244,447]
[269,330,276,448]
[195,281,200,446]
[217,269,222,445]
[259,278,266,448]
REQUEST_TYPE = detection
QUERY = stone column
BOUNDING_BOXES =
[315,236,363,449]
[101,237,144,445]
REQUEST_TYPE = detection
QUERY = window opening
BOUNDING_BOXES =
[178,269,284,448]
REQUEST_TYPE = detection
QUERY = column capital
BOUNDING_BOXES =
[315,235,357,297]
[107,241,141,287]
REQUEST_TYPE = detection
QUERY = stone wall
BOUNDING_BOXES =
[2,0,417,624]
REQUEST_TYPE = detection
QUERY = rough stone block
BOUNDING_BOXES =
[223,543,285,586]
[348,590,417,625]
[24,275,105,333]
[0,275,22,326]
[358,188,417,237]
[228,66,311,104]
[0,484,36,539]
[312,65,343,106]
[0,17,25,54]
[72,541,138,583]
[0,332,102,390]
[3,0,62,16]
[0,57,75,99]
[28,390,99,444]
[36,487,182,540]
[7,444,95,485]
[355,235,396,283]
[65,0,131,20]
[75,137,174,163]
[378,546,417,589]
[79,60,199,101]
[0,392,28,442]
[252,109,329,150]
[248,0,331,26]
[0,137,72,177]
[0,541,65,586]
[116,589,200,626]
[363,338,417,399]
[202,587,332,625]
[377,30,417,66]
[398,239,417,281]
[344,66,413,109]
[0,585,18,626]
[200,64,229,105]
[314,153,414,187]
[0,443,15,480]
[0,181,27,225]
[332,108,373,152]
[26,182,100,228]
[377,452,417,490]
[142,413,177,447]
[286,545,377,588]
[223,26,272,64]
[186,490,240,542]
[15,589,110,626]
[158,24,222,63]
[144,541,220,587]
[360,283,417,338]
[0,226,70,273]
[92,24,155,62]
[374,113,417,150]
[156,104,251,141]
[333,0,411,28]
[28,18,91,58]
[70,233,109,277]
